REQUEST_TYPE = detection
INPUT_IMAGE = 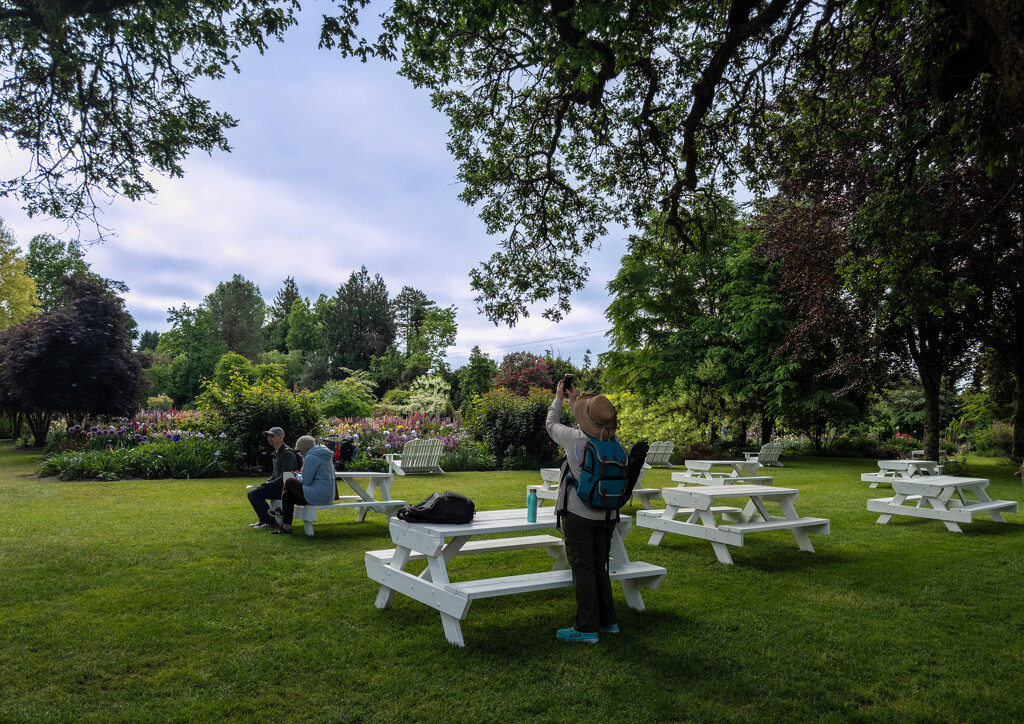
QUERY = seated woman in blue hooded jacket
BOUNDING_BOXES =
[272,435,336,535]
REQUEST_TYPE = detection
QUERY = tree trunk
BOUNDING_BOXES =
[26,412,51,447]
[736,419,748,449]
[2,411,23,440]
[761,413,775,445]
[920,373,942,462]
[1012,363,1024,463]
[810,414,824,454]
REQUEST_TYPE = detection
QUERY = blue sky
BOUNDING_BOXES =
[0,6,629,370]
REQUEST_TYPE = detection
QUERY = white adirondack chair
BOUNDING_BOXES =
[386,438,445,476]
[643,440,675,468]
[744,440,784,468]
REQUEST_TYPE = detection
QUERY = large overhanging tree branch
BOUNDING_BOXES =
[379,0,817,324]
[373,0,1023,325]
[0,0,369,223]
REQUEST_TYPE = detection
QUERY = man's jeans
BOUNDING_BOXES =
[248,481,284,524]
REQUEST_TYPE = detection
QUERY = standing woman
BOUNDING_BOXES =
[272,436,336,535]
[546,379,621,643]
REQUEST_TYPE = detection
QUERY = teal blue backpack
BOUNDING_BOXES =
[571,434,632,510]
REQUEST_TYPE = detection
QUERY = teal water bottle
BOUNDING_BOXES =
[527,488,538,522]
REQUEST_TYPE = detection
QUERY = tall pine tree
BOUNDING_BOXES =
[326,267,395,373]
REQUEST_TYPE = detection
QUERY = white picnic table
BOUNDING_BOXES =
[636,484,830,565]
[861,459,942,488]
[671,470,775,487]
[365,507,667,647]
[867,475,1017,533]
[531,467,663,509]
[280,471,406,536]
[682,459,762,479]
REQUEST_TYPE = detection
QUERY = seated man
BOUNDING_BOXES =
[271,436,336,535]
[247,426,299,530]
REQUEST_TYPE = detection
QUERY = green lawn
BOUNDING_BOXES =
[2,442,1022,723]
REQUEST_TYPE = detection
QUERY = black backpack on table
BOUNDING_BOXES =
[397,491,475,524]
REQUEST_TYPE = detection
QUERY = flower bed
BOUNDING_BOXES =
[40,431,241,481]
[41,409,498,480]
[321,412,497,471]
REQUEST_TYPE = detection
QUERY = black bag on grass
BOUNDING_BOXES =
[397,491,475,524]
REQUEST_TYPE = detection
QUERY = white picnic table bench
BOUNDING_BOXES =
[636,484,830,565]
[867,475,1017,533]
[861,459,942,488]
[386,438,445,476]
[365,507,667,646]
[531,467,663,509]
[272,471,406,536]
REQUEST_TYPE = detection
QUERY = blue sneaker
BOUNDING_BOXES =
[599,623,620,634]
[556,627,598,644]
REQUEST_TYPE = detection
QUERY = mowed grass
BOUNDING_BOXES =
[1,442,1022,723]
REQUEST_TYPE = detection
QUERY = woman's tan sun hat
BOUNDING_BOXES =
[295,435,316,452]
[573,394,617,441]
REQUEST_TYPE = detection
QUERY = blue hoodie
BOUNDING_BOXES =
[299,444,336,505]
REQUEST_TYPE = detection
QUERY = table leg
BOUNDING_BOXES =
[441,613,465,647]
[648,504,680,546]
[875,493,908,524]
[696,508,734,565]
[547,541,569,570]
[778,497,815,553]
[341,477,373,522]
[609,528,647,610]
[740,499,765,523]
[375,545,411,609]
[419,536,470,582]
[355,478,379,522]
[609,527,631,564]
[920,495,962,533]
[423,553,467,646]
[750,496,773,521]
[619,579,647,611]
